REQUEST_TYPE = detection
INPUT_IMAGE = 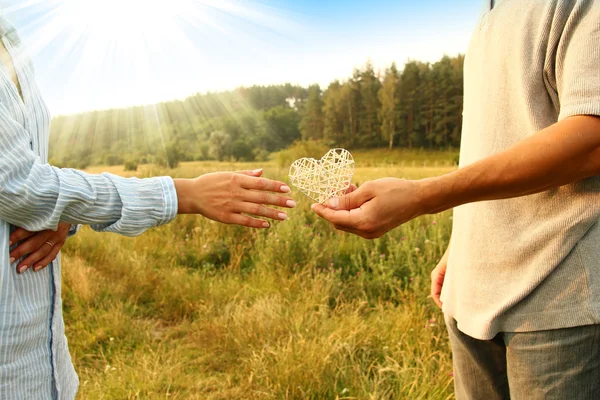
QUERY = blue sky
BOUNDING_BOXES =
[2,0,483,115]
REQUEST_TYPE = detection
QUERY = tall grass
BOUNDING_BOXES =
[64,161,456,399]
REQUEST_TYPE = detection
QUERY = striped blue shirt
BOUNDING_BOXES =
[0,18,178,398]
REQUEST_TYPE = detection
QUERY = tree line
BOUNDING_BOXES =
[49,55,464,169]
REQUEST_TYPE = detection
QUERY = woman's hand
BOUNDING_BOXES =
[174,169,296,228]
[9,223,72,274]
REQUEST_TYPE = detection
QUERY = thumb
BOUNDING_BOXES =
[236,168,263,177]
[327,186,371,210]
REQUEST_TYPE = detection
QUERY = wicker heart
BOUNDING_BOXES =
[289,149,355,204]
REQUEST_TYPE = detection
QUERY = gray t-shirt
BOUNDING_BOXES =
[441,0,600,340]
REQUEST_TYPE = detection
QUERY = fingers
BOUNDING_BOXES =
[311,204,363,229]
[16,241,57,274]
[235,173,296,209]
[327,185,373,211]
[10,231,52,263]
[9,227,35,246]
[238,203,289,221]
[311,203,378,238]
[345,184,358,195]
[430,263,447,310]
[10,228,69,274]
[243,191,297,209]
[227,213,270,229]
[237,175,291,194]
[236,169,264,177]
[32,245,62,272]
[431,292,443,309]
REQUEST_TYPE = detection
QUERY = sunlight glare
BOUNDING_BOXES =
[60,0,192,41]
[2,0,300,114]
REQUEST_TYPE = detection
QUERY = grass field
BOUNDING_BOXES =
[63,157,456,399]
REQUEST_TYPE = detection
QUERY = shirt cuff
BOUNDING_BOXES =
[158,176,179,226]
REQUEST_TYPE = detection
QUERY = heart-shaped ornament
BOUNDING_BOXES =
[289,148,355,204]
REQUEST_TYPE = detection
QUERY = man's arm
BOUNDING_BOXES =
[312,115,600,239]
[421,115,600,213]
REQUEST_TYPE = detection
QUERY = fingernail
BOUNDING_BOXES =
[278,213,288,221]
[286,200,297,208]
[252,169,263,174]
[281,185,291,193]
[8,241,12,246]
[34,266,43,272]
[262,222,270,228]
[328,198,339,209]
[18,266,27,274]
[9,257,15,264]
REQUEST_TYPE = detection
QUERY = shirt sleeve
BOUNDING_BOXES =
[557,0,600,120]
[0,103,178,237]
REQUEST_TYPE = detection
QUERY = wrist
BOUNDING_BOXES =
[416,175,459,215]
[174,179,195,214]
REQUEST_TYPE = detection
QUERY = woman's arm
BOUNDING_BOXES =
[0,104,294,236]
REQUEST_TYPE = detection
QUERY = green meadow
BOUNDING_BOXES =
[64,152,456,399]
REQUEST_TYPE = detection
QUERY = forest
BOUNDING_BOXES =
[49,55,464,169]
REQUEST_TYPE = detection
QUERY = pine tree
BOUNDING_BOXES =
[357,61,382,147]
[323,80,345,146]
[299,84,325,140]
[378,63,400,150]
[398,61,422,149]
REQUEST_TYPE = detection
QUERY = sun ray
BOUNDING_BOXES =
[2,0,305,166]
[3,0,302,111]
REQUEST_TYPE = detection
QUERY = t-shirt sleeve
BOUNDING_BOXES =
[557,0,600,120]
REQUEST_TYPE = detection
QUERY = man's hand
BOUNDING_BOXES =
[431,245,450,309]
[174,169,296,228]
[9,223,72,274]
[311,178,424,239]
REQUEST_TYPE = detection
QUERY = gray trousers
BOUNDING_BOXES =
[446,317,600,400]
